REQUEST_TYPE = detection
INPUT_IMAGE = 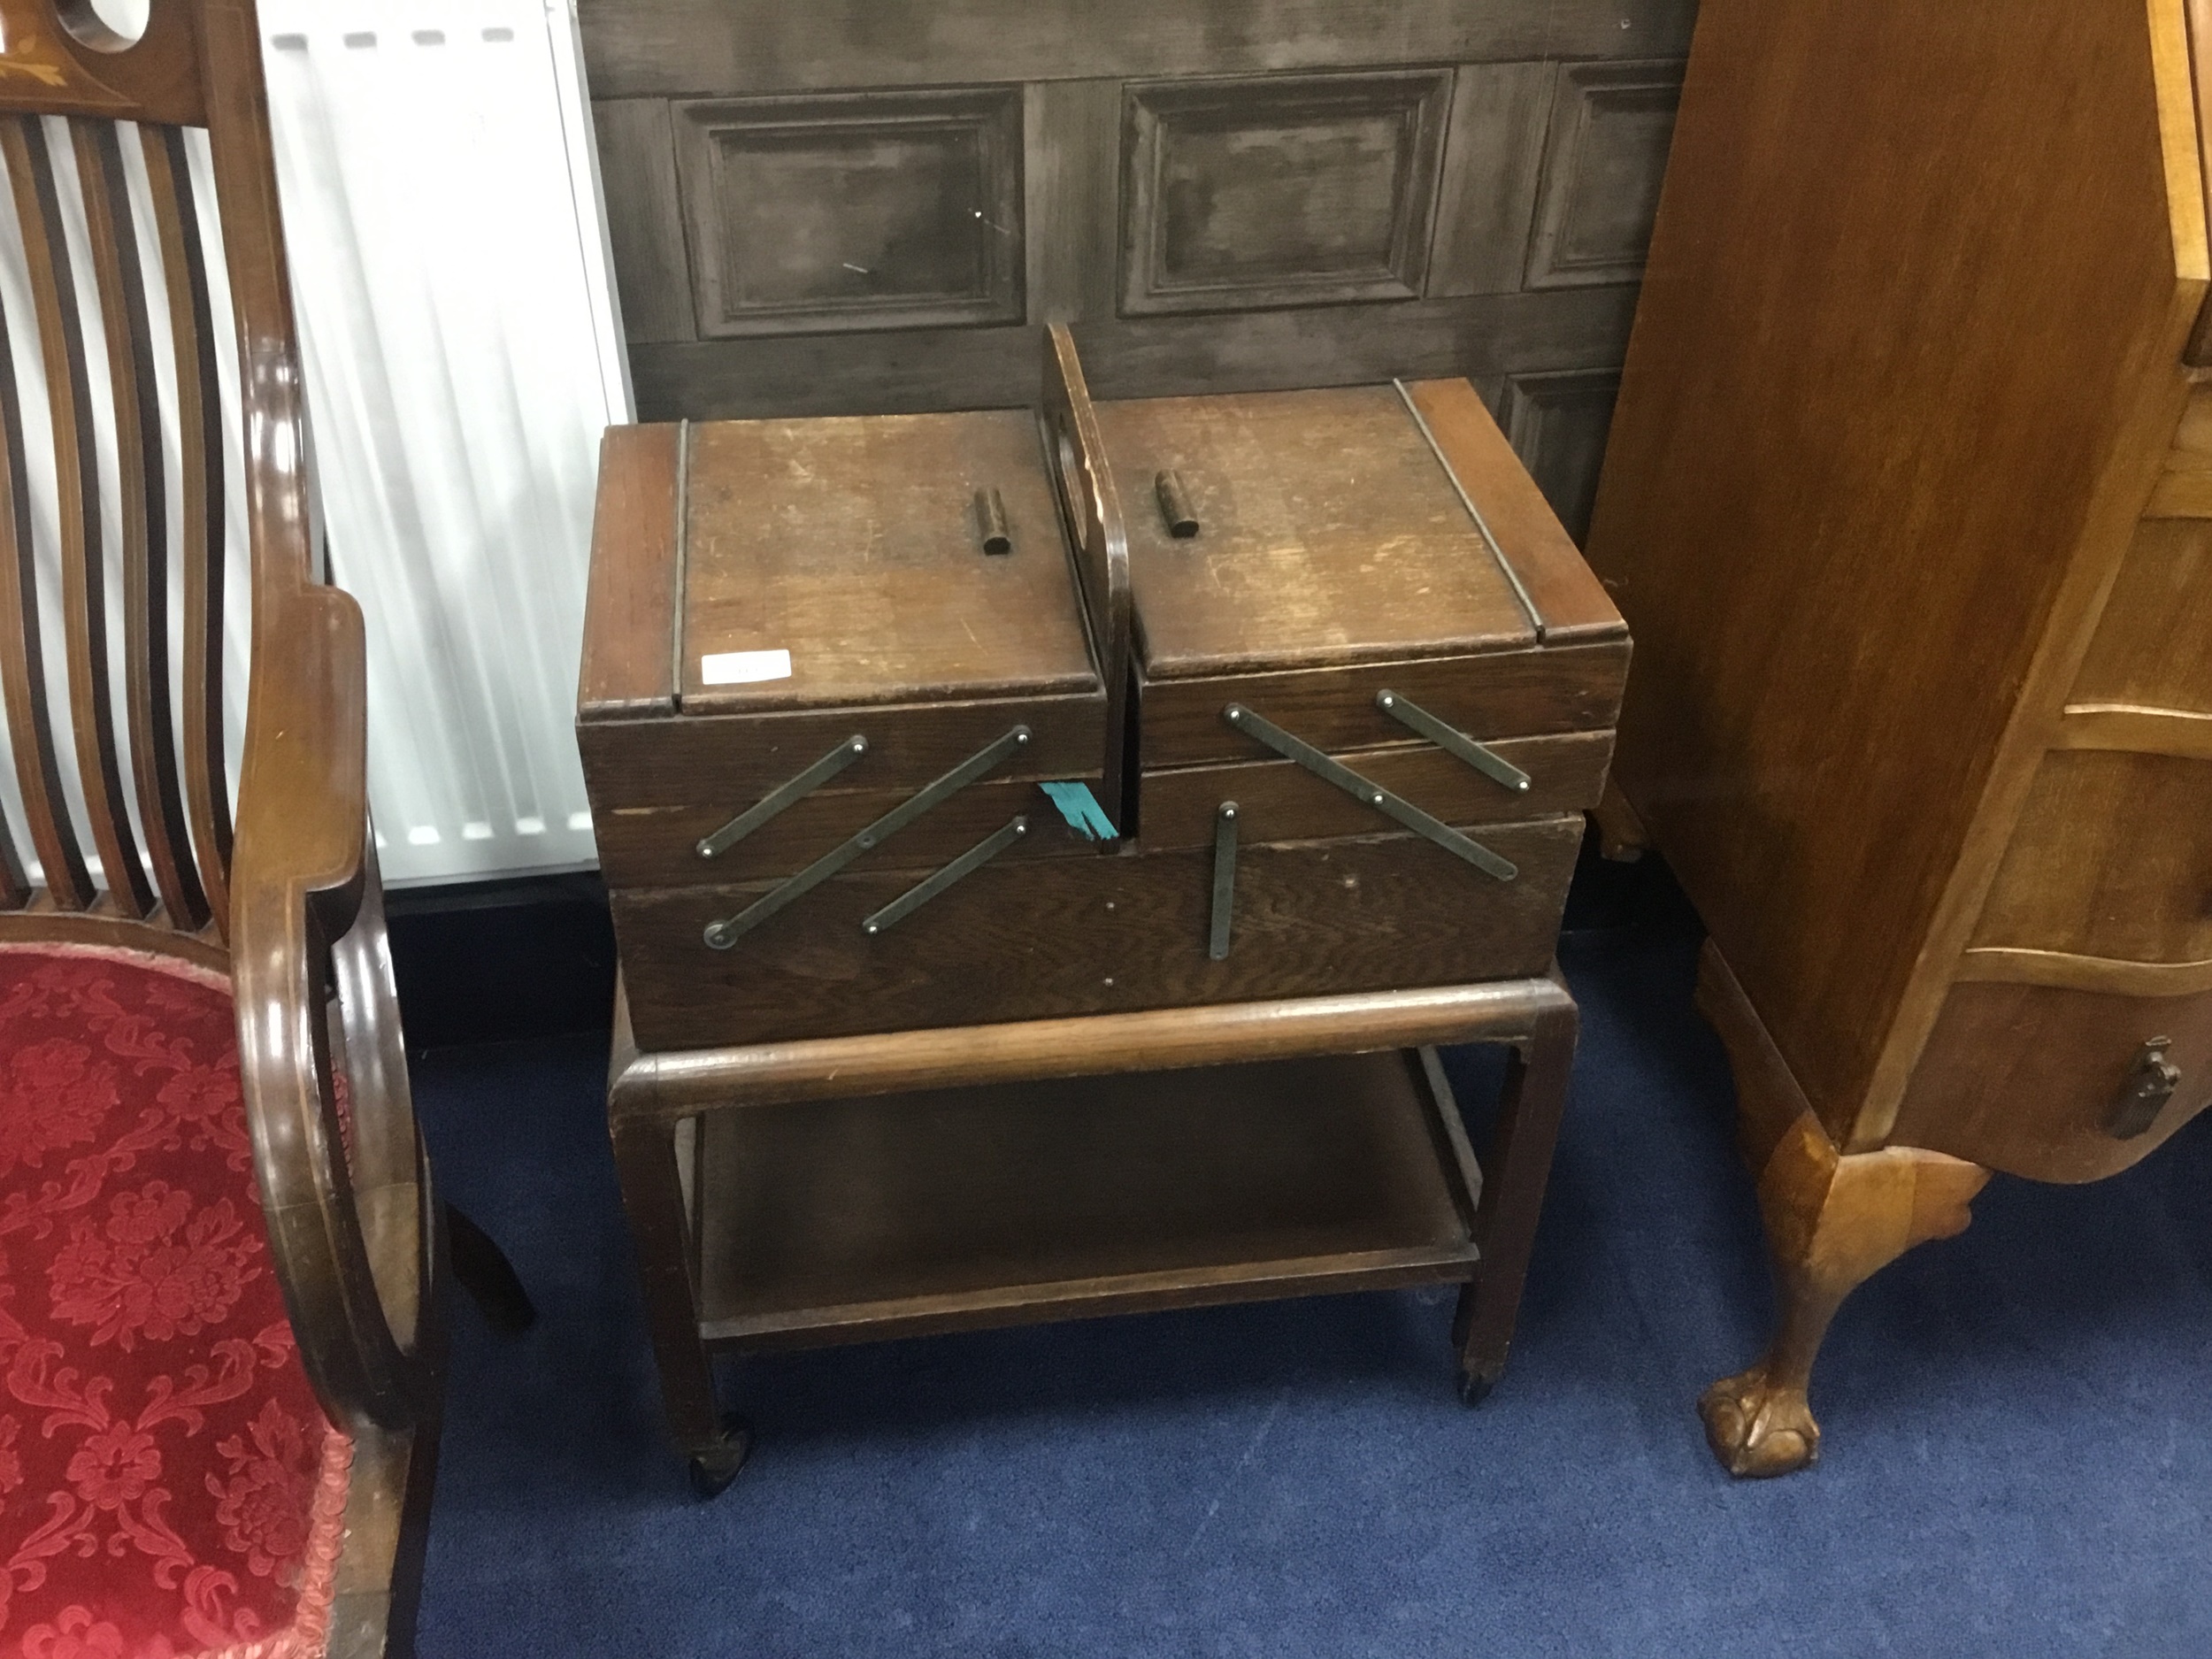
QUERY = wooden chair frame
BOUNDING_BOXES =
[0,1,491,1646]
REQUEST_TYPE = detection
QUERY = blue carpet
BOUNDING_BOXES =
[410,928,2212,1658]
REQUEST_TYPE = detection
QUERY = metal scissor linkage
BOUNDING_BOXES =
[703,726,1032,949]
[864,816,1029,936]
[1374,690,1530,795]
[1209,802,1239,960]
[1221,704,1517,882]
[695,733,870,860]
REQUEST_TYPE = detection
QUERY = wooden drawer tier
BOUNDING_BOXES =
[1134,643,1628,772]
[691,1048,1482,1350]
[579,689,1110,813]
[1895,979,2212,1184]
[612,816,1584,1051]
[1970,749,2212,965]
[1137,730,1613,849]
[2071,515,2212,716]
[595,772,1115,888]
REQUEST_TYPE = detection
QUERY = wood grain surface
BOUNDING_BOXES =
[580,687,1109,809]
[2070,514,2212,716]
[679,410,1099,711]
[1135,640,1626,770]
[1094,384,1532,677]
[1402,376,1625,641]
[579,0,1697,99]
[1892,978,2212,1182]
[1969,749,2212,965]
[578,422,680,722]
[1585,0,2205,1147]
[608,973,1573,1118]
[595,772,1110,889]
[1136,730,1612,850]
[693,1049,1476,1348]
[612,817,1581,1050]
[628,288,1641,421]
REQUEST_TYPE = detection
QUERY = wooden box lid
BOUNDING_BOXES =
[678,410,1098,714]
[577,410,1102,726]
[1092,378,1624,680]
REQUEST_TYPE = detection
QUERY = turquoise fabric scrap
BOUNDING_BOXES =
[1039,780,1119,841]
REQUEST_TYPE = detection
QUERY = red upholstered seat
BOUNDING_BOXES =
[0,946,349,1659]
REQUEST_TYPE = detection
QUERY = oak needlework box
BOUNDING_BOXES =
[579,334,1625,1049]
[576,326,1625,1488]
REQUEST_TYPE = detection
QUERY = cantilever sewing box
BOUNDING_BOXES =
[575,327,1626,1482]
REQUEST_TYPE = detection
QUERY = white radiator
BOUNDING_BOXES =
[260,0,628,885]
[0,2,622,893]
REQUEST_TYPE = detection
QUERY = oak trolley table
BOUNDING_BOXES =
[578,330,1626,1493]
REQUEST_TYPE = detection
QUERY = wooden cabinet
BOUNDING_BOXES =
[1585,0,2212,1474]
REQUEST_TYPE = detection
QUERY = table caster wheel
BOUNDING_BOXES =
[687,1417,754,1499]
[1457,1371,1495,1408]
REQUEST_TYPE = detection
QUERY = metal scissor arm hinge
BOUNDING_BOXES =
[703,725,1032,949]
[1222,704,1517,881]
[696,733,870,859]
[864,816,1029,936]
[1375,690,1530,795]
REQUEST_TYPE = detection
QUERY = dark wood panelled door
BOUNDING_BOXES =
[581,0,1691,540]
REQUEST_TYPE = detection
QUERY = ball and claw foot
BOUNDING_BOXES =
[687,1417,755,1500]
[1698,1363,1819,1478]
[1456,1369,1496,1408]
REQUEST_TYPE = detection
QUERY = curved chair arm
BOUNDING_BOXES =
[232,581,435,1432]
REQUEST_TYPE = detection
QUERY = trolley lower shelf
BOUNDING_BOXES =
[687,1048,1483,1351]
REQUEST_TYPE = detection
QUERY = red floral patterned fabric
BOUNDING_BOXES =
[0,945,349,1659]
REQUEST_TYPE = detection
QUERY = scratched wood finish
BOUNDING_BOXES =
[612,816,1581,1051]
[595,729,1608,888]
[693,1049,1477,1348]
[1586,0,2212,1474]
[595,772,1109,889]
[1091,378,1624,789]
[680,410,1097,711]
[577,422,680,720]
[580,689,1108,808]
[1400,376,1625,633]
[1096,384,1532,677]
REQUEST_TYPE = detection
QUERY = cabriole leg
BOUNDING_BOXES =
[1701,1111,1988,1477]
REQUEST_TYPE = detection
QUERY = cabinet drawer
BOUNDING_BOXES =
[1969,749,2212,964]
[2072,517,2212,717]
[1894,980,2212,1182]
[611,816,1582,1050]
